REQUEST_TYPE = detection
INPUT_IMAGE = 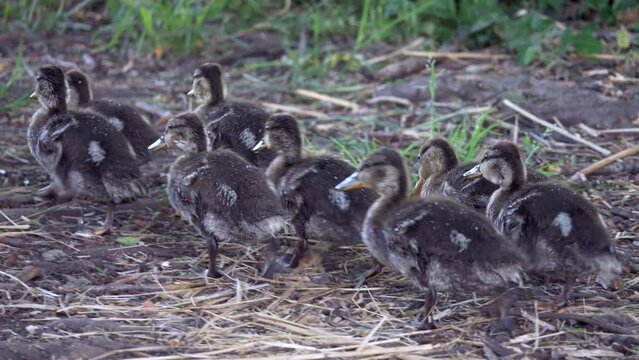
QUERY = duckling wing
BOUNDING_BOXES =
[178,151,284,225]
[88,99,159,163]
[204,103,271,165]
[443,163,498,208]
[388,198,524,290]
[502,183,613,254]
[42,112,146,203]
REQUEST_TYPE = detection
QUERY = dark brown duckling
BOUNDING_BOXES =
[65,69,159,163]
[148,113,286,278]
[28,64,147,235]
[252,114,377,268]
[187,62,273,167]
[464,141,623,306]
[336,148,524,331]
[411,138,546,209]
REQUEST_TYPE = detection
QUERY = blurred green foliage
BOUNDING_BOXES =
[2,0,638,66]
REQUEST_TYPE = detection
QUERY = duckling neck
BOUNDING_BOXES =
[75,84,92,106]
[207,78,224,107]
[48,102,68,115]
[362,193,404,266]
[266,150,301,185]
[486,183,519,222]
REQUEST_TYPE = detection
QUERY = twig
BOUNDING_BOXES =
[502,99,611,155]
[571,143,639,179]
[403,50,511,61]
[261,102,328,119]
[295,89,359,111]
[356,316,387,352]
[538,312,637,335]
[367,38,424,65]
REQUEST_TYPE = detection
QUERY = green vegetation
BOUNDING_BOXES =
[3,0,638,65]
[0,43,29,112]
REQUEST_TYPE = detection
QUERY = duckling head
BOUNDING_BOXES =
[32,65,68,112]
[465,141,526,189]
[417,138,458,180]
[187,62,226,105]
[253,114,301,159]
[336,148,409,199]
[149,113,206,155]
[65,69,92,107]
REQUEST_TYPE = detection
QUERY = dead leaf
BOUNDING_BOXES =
[16,265,43,282]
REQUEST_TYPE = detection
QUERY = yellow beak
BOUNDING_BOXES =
[463,164,483,179]
[148,136,168,152]
[410,178,425,199]
[252,139,269,152]
[335,172,364,191]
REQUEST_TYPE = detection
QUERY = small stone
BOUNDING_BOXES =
[42,249,68,262]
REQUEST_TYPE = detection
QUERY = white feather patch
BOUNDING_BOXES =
[450,230,471,252]
[328,189,350,211]
[108,117,124,131]
[217,183,238,206]
[239,128,257,149]
[88,141,106,164]
[552,212,572,237]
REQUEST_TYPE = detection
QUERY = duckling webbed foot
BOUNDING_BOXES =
[355,258,384,288]
[206,236,224,279]
[259,237,286,280]
[285,215,309,268]
[554,274,576,308]
[35,183,58,199]
[491,316,515,335]
[84,203,114,236]
[415,287,438,330]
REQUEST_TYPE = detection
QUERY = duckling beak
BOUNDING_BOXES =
[186,89,195,97]
[463,164,483,179]
[252,139,269,152]
[29,91,37,100]
[148,136,168,152]
[335,172,364,191]
[410,178,425,199]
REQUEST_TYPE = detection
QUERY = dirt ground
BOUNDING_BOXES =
[1,32,638,359]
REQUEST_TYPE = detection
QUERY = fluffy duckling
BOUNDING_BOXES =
[464,142,623,306]
[28,64,147,234]
[411,138,546,209]
[336,148,524,330]
[411,138,498,208]
[148,113,286,278]
[252,114,377,268]
[188,62,273,167]
[65,69,159,163]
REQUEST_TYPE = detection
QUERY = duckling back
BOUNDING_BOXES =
[492,181,621,287]
[168,149,285,243]
[385,197,524,294]
[39,110,147,203]
[86,99,159,164]
[277,156,377,243]
[203,103,274,167]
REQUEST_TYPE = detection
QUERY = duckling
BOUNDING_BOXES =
[187,62,273,167]
[28,64,147,234]
[411,138,546,209]
[252,114,377,268]
[148,113,286,278]
[65,69,159,163]
[464,141,623,306]
[336,148,524,330]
